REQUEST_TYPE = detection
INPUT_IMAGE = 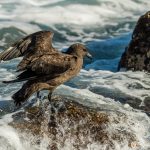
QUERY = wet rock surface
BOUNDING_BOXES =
[9,96,141,149]
[118,11,150,72]
[143,96,150,116]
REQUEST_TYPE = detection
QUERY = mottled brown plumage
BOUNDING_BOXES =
[0,31,57,70]
[0,30,57,104]
[2,41,92,106]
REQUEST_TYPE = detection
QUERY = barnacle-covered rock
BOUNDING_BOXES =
[118,11,150,71]
[9,96,140,149]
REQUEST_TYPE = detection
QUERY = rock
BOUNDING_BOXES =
[144,96,150,108]
[118,11,150,71]
[9,96,140,149]
[141,96,150,116]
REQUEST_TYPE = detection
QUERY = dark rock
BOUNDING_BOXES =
[118,11,150,71]
[9,96,140,149]
[144,96,150,108]
[142,96,150,116]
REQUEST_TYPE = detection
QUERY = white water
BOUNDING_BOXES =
[0,0,149,42]
[0,70,150,149]
[0,0,149,25]
[0,0,150,149]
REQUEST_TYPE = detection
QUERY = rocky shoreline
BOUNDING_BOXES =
[7,95,146,149]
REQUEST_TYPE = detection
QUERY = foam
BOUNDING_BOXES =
[21,0,65,6]
[78,70,150,103]
[0,21,41,34]
[0,70,150,149]
[0,0,149,27]
[0,0,150,149]
[0,0,148,48]
[0,83,149,149]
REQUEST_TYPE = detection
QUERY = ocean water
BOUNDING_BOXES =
[0,0,150,150]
